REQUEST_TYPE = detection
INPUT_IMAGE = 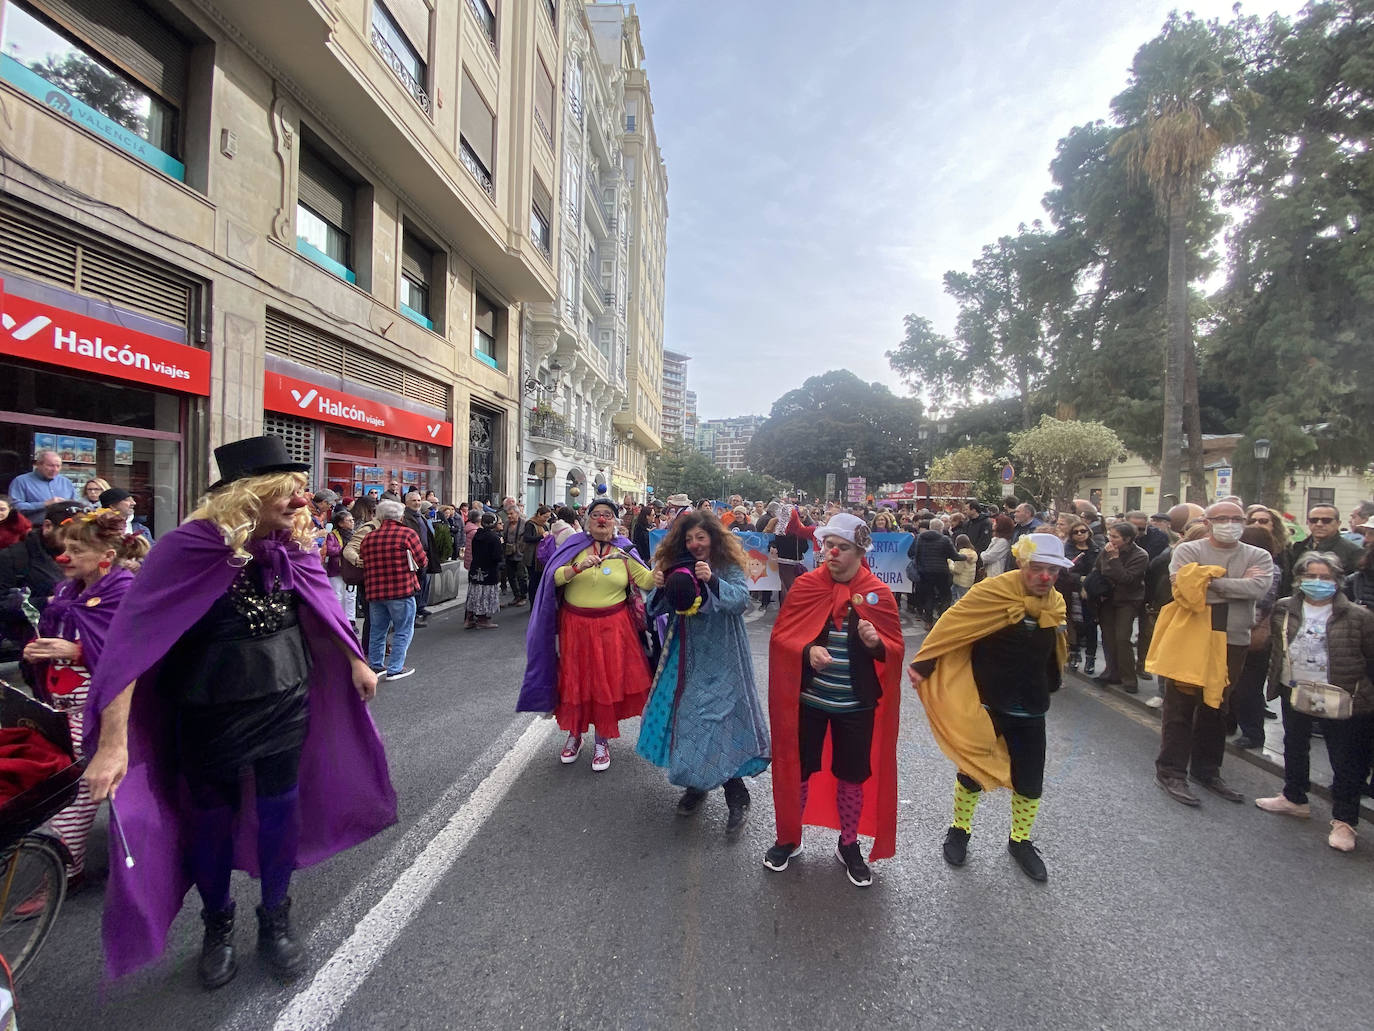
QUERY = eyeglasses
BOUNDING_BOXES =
[1072,528,1090,535]
[1245,517,1271,526]
[1308,516,1336,524]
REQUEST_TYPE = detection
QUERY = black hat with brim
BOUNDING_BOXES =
[207,435,310,492]
[99,487,132,507]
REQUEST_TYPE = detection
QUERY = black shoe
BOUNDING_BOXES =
[1093,675,1122,688]
[1007,838,1048,882]
[413,615,429,628]
[1232,735,1264,750]
[835,840,873,887]
[676,787,708,816]
[762,841,803,872]
[1156,773,1201,807]
[198,904,237,990]
[1191,775,1244,803]
[1122,683,1139,695]
[1067,657,1079,672]
[256,898,305,981]
[1139,673,1153,682]
[1264,708,1278,720]
[1083,656,1096,675]
[942,826,970,867]
[723,779,750,833]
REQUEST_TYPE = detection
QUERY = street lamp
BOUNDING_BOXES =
[841,447,856,503]
[1253,438,1271,506]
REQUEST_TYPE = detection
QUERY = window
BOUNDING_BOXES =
[541,0,556,28]
[1,0,186,179]
[534,56,554,145]
[400,230,433,328]
[624,99,637,132]
[465,0,496,54]
[473,290,499,369]
[297,140,356,283]
[1307,487,1336,509]
[459,70,495,197]
[371,1,430,114]
[531,177,551,258]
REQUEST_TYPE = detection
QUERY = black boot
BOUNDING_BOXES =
[676,787,708,816]
[723,778,750,833]
[256,898,306,981]
[198,903,237,990]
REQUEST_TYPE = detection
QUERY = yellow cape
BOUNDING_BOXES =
[912,570,1067,790]
[1144,562,1230,707]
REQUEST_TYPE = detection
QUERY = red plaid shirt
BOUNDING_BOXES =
[359,519,427,600]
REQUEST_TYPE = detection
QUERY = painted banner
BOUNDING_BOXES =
[648,530,916,593]
[0,283,210,394]
[263,369,454,447]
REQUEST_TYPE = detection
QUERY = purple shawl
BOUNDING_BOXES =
[37,566,133,671]
[86,520,397,980]
[517,531,640,713]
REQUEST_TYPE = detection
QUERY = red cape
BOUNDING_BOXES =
[768,563,905,860]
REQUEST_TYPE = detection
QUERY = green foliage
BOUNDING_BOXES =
[745,370,925,497]
[32,53,148,132]
[645,444,790,503]
[1010,417,1125,509]
[928,445,1002,501]
[432,521,454,564]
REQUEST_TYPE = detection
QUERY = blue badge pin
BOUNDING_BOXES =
[865,591,879,606]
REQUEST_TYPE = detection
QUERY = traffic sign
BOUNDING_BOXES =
[1000,464,1015,483]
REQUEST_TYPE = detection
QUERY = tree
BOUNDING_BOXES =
[1009,416,1125,510]
[746,370,925,497]
[31,53,148,134]
[928,445,1002,502]
[1110,13,1256,503]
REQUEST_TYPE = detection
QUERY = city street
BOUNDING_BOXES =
[21,603,1374,1031]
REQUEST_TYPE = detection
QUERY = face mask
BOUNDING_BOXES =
[1210,523,1243,544]
[1298,579,1338,601]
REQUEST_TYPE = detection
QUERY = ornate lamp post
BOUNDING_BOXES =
[1253,438,1271,507]
[841,447,856,503]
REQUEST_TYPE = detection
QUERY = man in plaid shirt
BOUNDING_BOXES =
[360,499,427,680]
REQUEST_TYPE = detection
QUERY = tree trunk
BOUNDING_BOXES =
[1158,195,1188,506]
[1182,335,1207,505]
[1017,364,1033,430]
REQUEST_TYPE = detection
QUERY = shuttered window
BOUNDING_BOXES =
[473,290,498,368]
[459,70,494,195]
[400,231,432,323]
[296,141,355,281]
[265,310,449,410]
[534,57,554,145]
[24,0,188,104]
[379,0,429,58]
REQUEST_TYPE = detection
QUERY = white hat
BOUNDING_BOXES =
[816,512,872,551]
[1012,532,1074,569]
[665,493,690,508]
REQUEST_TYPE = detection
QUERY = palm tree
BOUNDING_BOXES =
[1110,14,1254,503]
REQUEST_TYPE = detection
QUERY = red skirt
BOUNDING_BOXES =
[555,602,651,737]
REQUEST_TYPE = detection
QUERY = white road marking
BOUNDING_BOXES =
[271,717,554,1030]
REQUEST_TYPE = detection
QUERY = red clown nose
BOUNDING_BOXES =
[828,548,840,559]
[55,554,71,565]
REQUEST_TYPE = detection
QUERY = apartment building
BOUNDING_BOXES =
[660,348,689,443]
[590,3,665,502]
[698,415,766,472]
[520,0,629,508]
[684,388,698,440]
[0,0,560,524]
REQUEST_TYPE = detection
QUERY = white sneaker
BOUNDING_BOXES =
[1328,819,1356,852]
[1255,794,1310,818]
[1145,696,1164,709]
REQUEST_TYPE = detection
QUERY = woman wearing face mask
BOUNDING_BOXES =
[637,511,770,831]
[1255,554,1374,852]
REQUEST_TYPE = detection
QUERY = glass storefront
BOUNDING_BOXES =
[320,426,446,501]
[0,364,183,536]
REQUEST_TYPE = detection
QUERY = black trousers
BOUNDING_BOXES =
[186,748,302,809]
[1280,699,1374,825]
[958,711,1046,799]
[1228,648,1270,741]
[799,705,874,783]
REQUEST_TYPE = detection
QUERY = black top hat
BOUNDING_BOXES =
[208,435,310,491]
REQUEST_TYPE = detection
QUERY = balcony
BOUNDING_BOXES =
[371,26,431,115]
[466,0,498,57]
[528,412,566,443]
[459,138,494,198]
[533,105,553,147]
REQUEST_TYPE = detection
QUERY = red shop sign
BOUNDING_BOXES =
[0,283,210,395]
[264,369,454,448]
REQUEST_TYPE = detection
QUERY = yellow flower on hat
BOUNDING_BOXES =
[1011,536,1039,564]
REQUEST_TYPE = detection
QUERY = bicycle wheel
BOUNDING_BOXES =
[0,836,67,982]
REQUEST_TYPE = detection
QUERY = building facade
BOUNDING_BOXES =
[697,414,765,472]
[660,348,689,443]
[0,0,561,528]
[590,3,664,503]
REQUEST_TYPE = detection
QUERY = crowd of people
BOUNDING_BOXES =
[4,431,1373,992]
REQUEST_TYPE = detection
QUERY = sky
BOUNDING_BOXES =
[631,0,1305,421]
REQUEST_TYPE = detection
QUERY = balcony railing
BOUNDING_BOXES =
[533,105,552,146]
[459,139,494,198]
[466,0,498,56]
[529,412,566,442]
[371,27,432,115]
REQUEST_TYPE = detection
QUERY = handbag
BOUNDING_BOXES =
[1277,612,1353,719]
[1084,568,1113,603]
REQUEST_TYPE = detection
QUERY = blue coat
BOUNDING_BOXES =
[636,563,770,789]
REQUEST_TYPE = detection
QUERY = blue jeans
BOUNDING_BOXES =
[368,597,416,675]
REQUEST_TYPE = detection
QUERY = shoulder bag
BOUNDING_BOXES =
[1277,610,1353,719]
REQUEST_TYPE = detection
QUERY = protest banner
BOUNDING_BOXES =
[648,530,916,593]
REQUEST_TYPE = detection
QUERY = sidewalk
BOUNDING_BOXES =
[1069,668,1374,822]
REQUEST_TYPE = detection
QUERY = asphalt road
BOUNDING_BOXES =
[18,602,1374,1031]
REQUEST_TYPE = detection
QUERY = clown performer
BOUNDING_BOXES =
[82,435,396,988]
[636,510,770,831]
[907,532,1070,883]
[763,513,904,888]
[518,488,657,771]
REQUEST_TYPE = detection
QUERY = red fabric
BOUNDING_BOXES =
[0,726,71,803]
[0,511,31,550]
[554,602,650,737]
[768,564,905,860]
[359,520,426,600]
[785,507,819,551]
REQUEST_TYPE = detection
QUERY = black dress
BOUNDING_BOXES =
[162,565,313,778]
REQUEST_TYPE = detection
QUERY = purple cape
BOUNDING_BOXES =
[38,566,133,671]
[517,532,640,713]
[86,520,397,980]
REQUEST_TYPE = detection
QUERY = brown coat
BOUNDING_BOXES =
[1267,593,1374,714]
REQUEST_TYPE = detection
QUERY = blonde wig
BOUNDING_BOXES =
[189,471,313,562]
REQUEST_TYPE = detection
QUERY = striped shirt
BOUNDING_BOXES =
[801,627,865,712]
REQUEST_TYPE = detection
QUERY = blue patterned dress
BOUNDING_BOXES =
[636,563,771,789]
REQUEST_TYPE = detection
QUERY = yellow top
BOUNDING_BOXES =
[554,546,656,607]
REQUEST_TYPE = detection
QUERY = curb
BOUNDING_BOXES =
[1068,668,1374,822]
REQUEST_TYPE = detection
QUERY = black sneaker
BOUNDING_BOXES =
[723,779,750,833]
[384,667,415,682]
[835,840,872,887]
[942,826,970,867]
[1007,838,1047,882]
[676,788,707,816]
[762,841,803,872]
